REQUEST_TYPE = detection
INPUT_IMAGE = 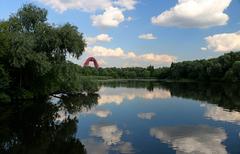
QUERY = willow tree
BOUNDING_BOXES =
[0,4,89,101]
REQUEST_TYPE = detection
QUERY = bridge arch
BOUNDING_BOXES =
[84,57,99,69]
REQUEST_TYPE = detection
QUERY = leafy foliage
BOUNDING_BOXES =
[0,4,97,102]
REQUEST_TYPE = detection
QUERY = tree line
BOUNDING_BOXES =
[79,51,240,82]
[165,52,240,82]
[78,65,159,79]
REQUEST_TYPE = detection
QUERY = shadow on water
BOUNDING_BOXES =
[0,94,99,154]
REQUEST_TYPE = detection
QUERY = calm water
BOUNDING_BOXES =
[1,81,240,154]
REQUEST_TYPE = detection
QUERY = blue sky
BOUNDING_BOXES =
[1,0,240,67]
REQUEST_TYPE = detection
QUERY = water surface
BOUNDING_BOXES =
[1,81,240,154]
[77,82,240,154]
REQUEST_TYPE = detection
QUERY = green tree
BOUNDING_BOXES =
[147,65,154,77]
[143,70,151,78]
[225,61,240,82]
[0,4,93,100]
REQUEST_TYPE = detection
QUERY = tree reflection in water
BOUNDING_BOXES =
[101,81,240,111]
[0,94,99,154]
[159,82,240,112]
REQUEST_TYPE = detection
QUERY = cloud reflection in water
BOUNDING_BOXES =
[150,125,227,154]
[82,123,134,153]
[98,87,171,105]
[204,104,240,125]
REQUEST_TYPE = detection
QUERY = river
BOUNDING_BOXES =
[1,81,240,154]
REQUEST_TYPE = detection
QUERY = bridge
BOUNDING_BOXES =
[84,57,99,69]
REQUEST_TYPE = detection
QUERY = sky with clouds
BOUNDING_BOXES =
[1,0,240,67]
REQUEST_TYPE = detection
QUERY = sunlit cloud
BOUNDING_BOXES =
[114,0,137,10]
[138,53,176,63]
[127,52,137,58]
[97,59,107,67]
[87,46,125,57]
[150,125,227,154]
[204,31,240,52]
[91,7,125,28]
[39,0,112,12]
[39,0,137,12]
[86,46,176,67]
[151,0,231,28]
[39,0,138,28]
[86,34,112,45]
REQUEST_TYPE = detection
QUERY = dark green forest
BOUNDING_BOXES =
[0,4,98,102]
[166,52,240,82]
[79,51,240,82]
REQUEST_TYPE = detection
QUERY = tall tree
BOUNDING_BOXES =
[0,4,89,100]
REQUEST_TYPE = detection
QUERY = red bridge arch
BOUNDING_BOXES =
[84,57,99,69]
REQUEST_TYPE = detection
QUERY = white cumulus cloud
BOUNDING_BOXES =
[97,59,107,66]
[39,0,138,28]
[138,33,157,40]
[114,0,137,10]
[39,0,112,12]
[87,46,125,57]
[86,46,176,65]
[91,7,125,28]
[151,0,232,28]
[86,34,112,45]
[204,31,240,52]
[138,53,176,63]
[127,52,137,58]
